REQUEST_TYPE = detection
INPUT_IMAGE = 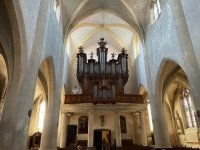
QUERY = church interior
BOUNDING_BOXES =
[1,0,200,150]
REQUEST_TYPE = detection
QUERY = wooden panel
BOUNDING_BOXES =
[65,94,144,104]
[65,95,93,104]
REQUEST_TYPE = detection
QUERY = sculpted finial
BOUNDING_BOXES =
[111,52,116,59]
[78,46,84,53]
[89,52,94,59]
[98,38,107,48]
[121,47,127,53]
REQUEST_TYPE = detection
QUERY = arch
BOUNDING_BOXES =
[70,23,136,35]
[38,56,56,107]
[155,59,187,116]
[154,58,185,97]
[64,8,143,43]
[27,56,55,149]
[1,0,27,89]
[38,69,48,100]
[158,59,199,147]
[64,9,141,68]
[0,2,14,84]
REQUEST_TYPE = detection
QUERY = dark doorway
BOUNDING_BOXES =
[67,125,77,147]
[94,130,102,150]
[94,129,111,150]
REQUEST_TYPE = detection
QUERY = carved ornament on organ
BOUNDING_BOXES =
[76,38,128,104]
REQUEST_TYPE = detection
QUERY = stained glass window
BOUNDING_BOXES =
[182,89,197,128]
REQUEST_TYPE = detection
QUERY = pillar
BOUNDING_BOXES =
[60,113,68,148]
[40,105,59,150]
[131,113,136,144]
[115,111,122,147]
[132,112,141,145]
[39,86,63,150]
[88,112,94,148]
[139,111,147,146]
[149,93,171,148]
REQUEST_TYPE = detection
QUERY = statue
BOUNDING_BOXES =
[100,115,104,127]
[175,111,184,134]
[89,52,94,59]
[111,52,116,59]
[99,78,109,89]
[78,46,84,53]
[72,86,79,95]
[121,47,127,53]
[77,145,83,150]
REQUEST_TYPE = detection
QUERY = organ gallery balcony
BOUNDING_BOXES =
[64,94,144,104]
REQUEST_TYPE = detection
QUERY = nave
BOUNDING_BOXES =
[1,0,200,150]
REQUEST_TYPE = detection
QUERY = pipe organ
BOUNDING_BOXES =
[76,38,129,104]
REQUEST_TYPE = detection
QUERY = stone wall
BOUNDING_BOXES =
[0,0,64,149]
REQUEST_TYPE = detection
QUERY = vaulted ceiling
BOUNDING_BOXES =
[62,0,151,37]
[62,0,151,62]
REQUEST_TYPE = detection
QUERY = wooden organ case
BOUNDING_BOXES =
[65,38,143,104]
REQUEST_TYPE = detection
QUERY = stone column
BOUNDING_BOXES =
[115,111,122,147]
[88,112,94,148]
[60,113,68,148]
[57,111,62,147]
[149,93,171,148]
[40,105,59,150]
[131,113,136,144]
[132,112,141,145]
[139,111,147,146]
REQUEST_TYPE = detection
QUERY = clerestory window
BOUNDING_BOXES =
[150,0,161,24]
[53,0,60,21]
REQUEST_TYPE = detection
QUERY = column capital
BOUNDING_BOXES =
[130,111,141,117]
[66,112,73,117]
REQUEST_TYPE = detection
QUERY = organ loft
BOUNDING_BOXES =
[65,38,143,104]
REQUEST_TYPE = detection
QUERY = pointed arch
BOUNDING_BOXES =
[154,58,185,97]
[39,56,56,106]
[64,8,143,42]
[157,59,198,146]
[1,0,27,88]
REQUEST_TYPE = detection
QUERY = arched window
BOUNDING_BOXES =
[150,0,161,23]
[37,100,46,132]
[147,100,153,132]
[181,89,197,128]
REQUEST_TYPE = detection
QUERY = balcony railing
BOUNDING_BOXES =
[64,94,144,104]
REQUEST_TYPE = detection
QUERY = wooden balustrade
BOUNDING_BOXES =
[64,94,144,104]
